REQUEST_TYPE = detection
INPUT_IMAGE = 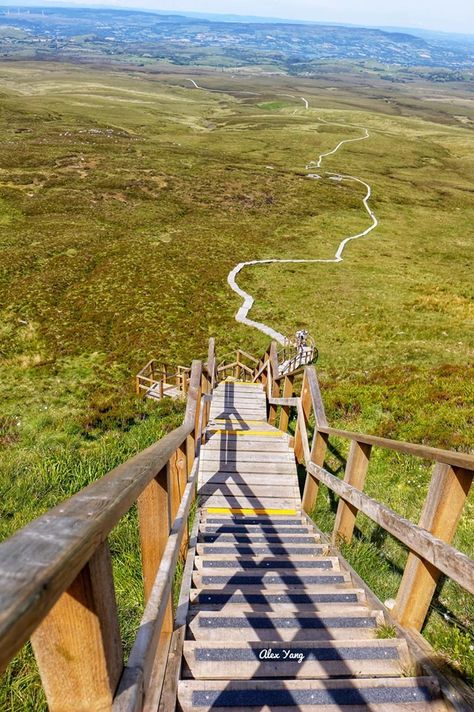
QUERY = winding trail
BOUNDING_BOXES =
[185,80,378,344]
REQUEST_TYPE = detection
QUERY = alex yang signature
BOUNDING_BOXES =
[259,648,306,664]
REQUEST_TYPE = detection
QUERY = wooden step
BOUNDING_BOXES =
[178,677,446,711]
[199,497,299,512]
[201,516,305,526]
[187,609,384,642]
[205,434,290,445]
[194,556,339,572]
[198,485,299,501]
[197,533,315,545]
[199,474,297,488]
[201,452,294,463]
[195,545,320,557]
[190,587,367,609]
[182,639,411,680]
[206,426,281,434]
[192,570,351,590]
[199,462,296,474]
[200,524,312,534]
[202,441,290,452]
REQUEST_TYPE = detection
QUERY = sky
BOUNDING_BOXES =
[52,0,474,34]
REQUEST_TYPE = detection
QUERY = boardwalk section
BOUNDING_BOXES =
[177,380,447,711]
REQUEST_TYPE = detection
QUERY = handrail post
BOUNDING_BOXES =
[268,342,280,426]
[392,463,472,630]
[293,369,312,463]
[331,440,372,545]
[138,465,171,602]
[279,374,294,432]
[301,431,328,513]
[31,542,123,712]
[137,464,174,677]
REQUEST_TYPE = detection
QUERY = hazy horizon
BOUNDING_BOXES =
[0,0,473,35]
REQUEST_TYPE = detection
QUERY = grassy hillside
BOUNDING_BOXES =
[0,62,473,706]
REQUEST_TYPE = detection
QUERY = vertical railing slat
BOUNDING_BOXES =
[332,440,372,544]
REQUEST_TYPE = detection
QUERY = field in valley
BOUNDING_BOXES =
[0,61,473,707]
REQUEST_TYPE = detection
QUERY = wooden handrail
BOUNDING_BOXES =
[114,459,200,711]
[307,461,474,595]
[0,360,203,678]
[264,361,474,645]
[317,425,474,471]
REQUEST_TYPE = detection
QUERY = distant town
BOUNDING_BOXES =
[0,6,473,81]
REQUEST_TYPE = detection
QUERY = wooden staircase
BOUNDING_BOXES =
[176,380,447,711]
[1,340,472,712]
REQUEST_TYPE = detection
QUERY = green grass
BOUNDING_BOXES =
[0,61,473,705]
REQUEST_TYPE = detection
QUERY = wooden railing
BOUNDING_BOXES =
[216,348,259,382]
[136,359,191,399]
[0,351,217,712]
[262,348,474,632]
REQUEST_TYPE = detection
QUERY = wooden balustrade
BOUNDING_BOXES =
[0,359,205,712]
[266,361,474,636]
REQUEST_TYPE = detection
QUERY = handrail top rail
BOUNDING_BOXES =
[0,360,203,673]
[318,425,474,471]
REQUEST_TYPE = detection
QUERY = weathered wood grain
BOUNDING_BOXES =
[392,464,472,630]
[31,542,122,712]
[307,463,474,595]
[332,441,372,545]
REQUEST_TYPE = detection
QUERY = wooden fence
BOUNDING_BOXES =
[255,349,474,636]
[136,359,191,399]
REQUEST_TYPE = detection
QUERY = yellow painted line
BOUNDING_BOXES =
[207,429,282,437]
[206,508,297,516]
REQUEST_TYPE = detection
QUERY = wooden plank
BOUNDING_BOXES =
[199,496,297,510]
[31,542,122,712]
[113,462,199,711]
[268,342,280,426]
[332,441,372,544]
[305,366,328,428]
[199,462,295,474]
[136,465,174,695]
[392,464,472,630]
[201,452,292,463]
[187,610,383,641]
[156,518,200,712]
[202,441,289,452]
[199,484,297,498]
[182,639,409,680]
[137,466,171,603]
[205,434,289,444]
[194,557,340,572]
[307,463,474,595]
[302,431,328,514]
[293,369,312,464]
[178,677,446,712]
[198,474,296,487]
[279,375,294,433]
[193,554,329,569]
[318,426,474,470]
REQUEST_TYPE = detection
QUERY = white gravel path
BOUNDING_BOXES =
[186,81,378,345]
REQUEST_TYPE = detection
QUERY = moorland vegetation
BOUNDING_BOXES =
[0,58,473,707]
